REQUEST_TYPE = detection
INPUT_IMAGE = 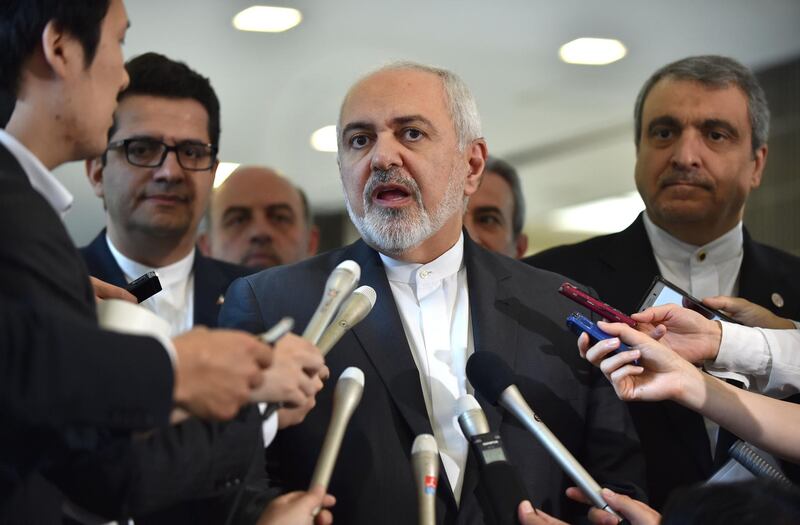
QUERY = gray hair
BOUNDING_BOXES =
[338,61,482,151]
[633,55,769,156]
[484,156,526,235]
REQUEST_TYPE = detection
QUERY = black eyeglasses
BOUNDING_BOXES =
[107,137,218,171]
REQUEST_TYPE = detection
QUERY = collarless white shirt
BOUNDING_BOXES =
[380,233,473,504]
[0,129,73,218]
[643,212,744,300]
[106,235,195,337]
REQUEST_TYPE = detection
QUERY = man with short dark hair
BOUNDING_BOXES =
[464,156,528,258]
[200,165,319,269]
[526,55,800,508]
[221,61,645,524]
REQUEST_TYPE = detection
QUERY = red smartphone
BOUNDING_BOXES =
[558,282,637,327]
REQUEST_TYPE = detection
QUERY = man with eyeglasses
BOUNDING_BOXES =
[76,52,326,523]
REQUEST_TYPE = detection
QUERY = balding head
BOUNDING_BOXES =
[203,166,319,269]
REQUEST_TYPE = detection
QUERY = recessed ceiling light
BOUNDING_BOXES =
[547,192,643,233]
[233,6,302,33]
[559,38,627,65]
[311,125,338,152]
[214,162,240,188]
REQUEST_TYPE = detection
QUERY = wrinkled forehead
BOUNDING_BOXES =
[215,170,302,210]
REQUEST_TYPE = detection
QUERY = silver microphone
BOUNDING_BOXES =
[411,434,439,525]
[316,286,377,356]
[457,394,490,437]
[302,260,361,345]
[309,367,365,490]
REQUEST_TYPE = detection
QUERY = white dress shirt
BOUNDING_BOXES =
[642,213,744,454]
[711,323,800,397]
[0,129,73,217]
[380,233,473,504]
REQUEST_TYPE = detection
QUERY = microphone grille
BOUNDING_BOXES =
[466,352,514,405]
[336,259,361,281]
[412,433,438,455]
[339,366,365,386]
[354,285,377,307]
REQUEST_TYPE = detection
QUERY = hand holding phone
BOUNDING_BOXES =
[566,312,633,357]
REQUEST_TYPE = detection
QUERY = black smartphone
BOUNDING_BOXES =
[126,271,162,303]
[637,276,737,323]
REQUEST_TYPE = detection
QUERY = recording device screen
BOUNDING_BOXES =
[638,276,736,323]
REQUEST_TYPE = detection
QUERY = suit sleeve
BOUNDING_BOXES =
[0,304,173,432]
[219,277,268,334]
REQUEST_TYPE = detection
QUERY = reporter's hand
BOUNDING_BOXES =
[257,485,335,525]
[278,394,322,430]
[517,500,569,524]
[250,333,326,406]
[566,487,660,525]
[631,304,722,363]
[90,276,137,304]
[172,327,272,420]
[703,295,795,329]
[579,322,703,405]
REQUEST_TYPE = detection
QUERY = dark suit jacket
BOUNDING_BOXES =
[524,213,800,509]
[77,231,265,524]
[220,236,646,524]
[0,143,173,519]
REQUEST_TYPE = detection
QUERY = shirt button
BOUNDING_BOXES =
[419,270,431,279]
[697,251,707,262]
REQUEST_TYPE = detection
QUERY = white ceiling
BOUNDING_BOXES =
[57,0,800,246]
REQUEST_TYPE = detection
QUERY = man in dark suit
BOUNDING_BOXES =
[0,2,300,522]
[525,55,800,509]
[221,62,646,524]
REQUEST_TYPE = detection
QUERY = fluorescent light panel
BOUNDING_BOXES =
[214,162,240,188]
[559,37,627,65]
[233,6,302,33]
[311,125,338,152]
[547,191,644,233]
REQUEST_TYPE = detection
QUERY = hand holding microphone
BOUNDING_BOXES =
[411,434,439,525]
[250,332,326,406]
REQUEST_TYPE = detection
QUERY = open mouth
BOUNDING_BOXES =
[372,184,412,207]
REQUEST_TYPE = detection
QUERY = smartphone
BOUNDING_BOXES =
[126,271,162,303]
[558,282,637,327]
[566,312,633,358]
[637,276,737,323]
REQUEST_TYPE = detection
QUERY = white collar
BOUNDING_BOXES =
[643,212,743,265]
[381,233,465,284]
[105,234,195,285]
[0,129,73,216]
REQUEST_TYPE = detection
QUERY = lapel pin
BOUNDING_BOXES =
[771,292,784,308]
[216,294,225,305]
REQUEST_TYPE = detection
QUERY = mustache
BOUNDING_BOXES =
[138,181,191,201]
[659,169,713,190]
[363,168,421,204]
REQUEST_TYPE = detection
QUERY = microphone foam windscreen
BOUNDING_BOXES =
[466,352,514,405]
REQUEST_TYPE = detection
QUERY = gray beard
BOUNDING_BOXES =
[344,168,465,257]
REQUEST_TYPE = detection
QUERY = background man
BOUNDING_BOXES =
[79,52,324,523]
[0,1,275,521]
[526,55,800,508]
[463,156,528,258]
[200,165,319,269]
[221,61,645,524]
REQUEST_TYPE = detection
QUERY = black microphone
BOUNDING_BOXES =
[466,352,622,520]
[457,395,529,525]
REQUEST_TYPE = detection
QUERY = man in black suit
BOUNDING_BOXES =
[220,62,645,524]
[525,55,800,509]
[0,1,307,522]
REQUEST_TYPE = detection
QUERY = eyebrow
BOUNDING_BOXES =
[647,116,681,135]
[221,206,251,221]
[472,205,505,219]
[340,114,438,138]
[701,118,740,138]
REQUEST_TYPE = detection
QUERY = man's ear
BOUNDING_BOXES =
[514,233,529,260]
[464,139,488,197]
[750,144,767,190]
[86,157,106,198]
[197,233,211,257]
[41,20,82,80]
[307,225,321,257]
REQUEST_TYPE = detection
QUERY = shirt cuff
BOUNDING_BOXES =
[704,322,769,389]
[258,403,279,448]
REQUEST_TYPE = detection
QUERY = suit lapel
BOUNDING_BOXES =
[193,252,229,327]
[738,229,795,316]
[81,230,128,287]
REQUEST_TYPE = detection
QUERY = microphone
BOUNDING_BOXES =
[316,286,377,356]
[411,434,439,525]
[466,352,622,520]
[309,367,365,490]
[303,260,361,345]
[457,395,529,525]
